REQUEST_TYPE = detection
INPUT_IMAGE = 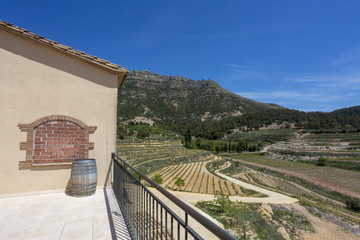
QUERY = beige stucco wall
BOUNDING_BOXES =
[0,31,120,197]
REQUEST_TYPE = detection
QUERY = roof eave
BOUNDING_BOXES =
[0,21,129,77]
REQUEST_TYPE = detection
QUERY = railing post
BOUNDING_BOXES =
[185,212,188,240]
[112,153,237,240]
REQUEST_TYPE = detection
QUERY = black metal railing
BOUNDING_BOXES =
[112,153,237,240]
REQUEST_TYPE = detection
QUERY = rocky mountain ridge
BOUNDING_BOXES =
[118,70,283,126]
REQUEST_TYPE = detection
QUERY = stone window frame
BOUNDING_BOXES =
[18,115,96,168]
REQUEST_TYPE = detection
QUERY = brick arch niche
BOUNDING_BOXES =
[18,115,96,168]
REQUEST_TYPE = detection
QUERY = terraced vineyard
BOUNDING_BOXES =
[220,159,360,228]
[117,139,264,197]
[230,153,360,198]
[221,132,360,232]
[149,161,263,196]
[116,134,360,238]
[267,132,360,170]
[117,140,211,174]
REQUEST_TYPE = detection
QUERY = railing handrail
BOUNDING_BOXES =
[112,153,237,240]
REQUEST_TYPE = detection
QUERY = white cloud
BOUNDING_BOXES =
[236,89,360,112]
[224,61,360,111]
[223,63,265,79]
[223,63,248,69]
[332,45,360,66]
[236,90,337,103]
[292,71,360,90]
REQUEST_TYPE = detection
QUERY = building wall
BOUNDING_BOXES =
[0,31,119,197]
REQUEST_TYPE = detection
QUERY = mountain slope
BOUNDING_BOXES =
[331,106,360,116]
[118,70,283,125]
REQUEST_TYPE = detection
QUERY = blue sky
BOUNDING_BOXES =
[1,0,360,112]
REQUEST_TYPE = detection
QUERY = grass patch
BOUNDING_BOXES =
[196,197,312,240]
[219,159,242,175]
[300,160,360,172]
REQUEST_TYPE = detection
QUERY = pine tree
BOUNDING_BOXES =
[184,128,192,148]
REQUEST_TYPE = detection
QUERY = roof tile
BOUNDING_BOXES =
[0,20,128,75]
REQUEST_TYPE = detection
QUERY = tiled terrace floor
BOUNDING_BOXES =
[0,188,131,240]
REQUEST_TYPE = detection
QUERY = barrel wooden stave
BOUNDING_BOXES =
[71,159,97,197]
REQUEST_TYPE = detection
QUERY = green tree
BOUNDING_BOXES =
[117,124,127,139]
[128,129,134,136]
[215,145,220,153]
[214,191,231,213]
[184,128,192,148]
[137,128,150,139]
[345,198,360,212]
[248,145,257,152]
[195,137,202,148]
[237,139,248,152]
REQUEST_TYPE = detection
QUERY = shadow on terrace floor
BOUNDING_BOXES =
[0,188,131,240]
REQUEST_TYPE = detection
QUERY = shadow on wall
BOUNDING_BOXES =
[29,165,73,196]
[104,157,113,188]
[63,157,112,197]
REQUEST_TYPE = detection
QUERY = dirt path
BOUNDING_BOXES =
[148,161,360,240]
[215,163,298,204]
[299,132,311,139]
[290,203,360,240]
[157,161,298,204]
[261,144,272,152]
[233,158,360,198]
[148,187,223,240]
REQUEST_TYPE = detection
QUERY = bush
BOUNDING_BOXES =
[117,124,127,139]
[345,198,360,212]
[175,178,185,188]
[214,192,232,213]
[137,128,150,139]
[316,156,328,166]
[151,174,163,184]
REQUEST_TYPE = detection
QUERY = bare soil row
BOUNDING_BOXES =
[150,161,246,196]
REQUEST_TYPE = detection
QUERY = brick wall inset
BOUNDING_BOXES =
[33,121,85,164]
[18,115,97,168]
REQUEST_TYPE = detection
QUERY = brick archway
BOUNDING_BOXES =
[18,115,96,168]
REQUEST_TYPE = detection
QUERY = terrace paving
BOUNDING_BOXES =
[0,188,131,240]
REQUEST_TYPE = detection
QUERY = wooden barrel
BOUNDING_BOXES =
[71,159,97,197]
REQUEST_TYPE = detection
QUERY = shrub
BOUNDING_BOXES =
[175,178,185,188]
[345,198,360,212]
[151,174,163,184]
[137,128,150,139]
[117,124,127,139]
[316,156,328,166]
[214,191,232,213]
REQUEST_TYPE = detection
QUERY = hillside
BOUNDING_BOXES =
[331,106,360,116]
[118,70,283,126]
[186,108,360,139]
